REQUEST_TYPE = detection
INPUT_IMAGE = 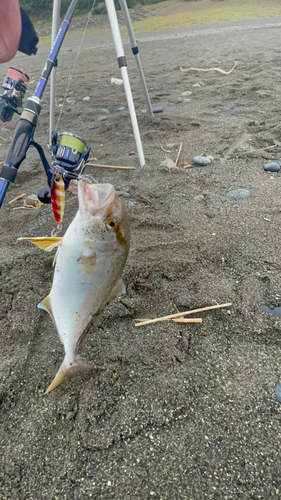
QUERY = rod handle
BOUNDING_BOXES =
[0,118,36,206]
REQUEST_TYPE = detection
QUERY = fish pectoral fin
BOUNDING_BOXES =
[18,236,62,252]
[111,277,126,299]
[45,356,96,394]
[100,277,126,313]
[38,295,55,323]
[52,248,60,267]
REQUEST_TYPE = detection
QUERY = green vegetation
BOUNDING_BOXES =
[125,0,281,34]
[22,0,281,42]
[19,0,166,18]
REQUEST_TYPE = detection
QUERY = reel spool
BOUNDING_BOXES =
[51,131,91,172]
[0,67,29,122]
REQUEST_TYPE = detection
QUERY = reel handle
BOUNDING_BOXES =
[0,118,36,207]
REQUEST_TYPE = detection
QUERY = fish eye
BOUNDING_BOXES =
[106,218,118,230]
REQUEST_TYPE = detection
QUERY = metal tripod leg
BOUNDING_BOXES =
[105,0,145,167]
[119,0,153,118]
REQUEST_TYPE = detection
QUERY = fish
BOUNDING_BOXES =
[51,171,65,224]
[19,181,130,393]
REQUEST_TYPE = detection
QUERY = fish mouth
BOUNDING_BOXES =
[78,181,115,216]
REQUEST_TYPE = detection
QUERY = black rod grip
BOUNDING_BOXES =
[4,118,35,171]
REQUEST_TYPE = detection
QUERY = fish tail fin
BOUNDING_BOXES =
[45,356,94,394]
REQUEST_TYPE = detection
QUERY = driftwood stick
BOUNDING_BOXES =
[136,317,202,323]
[8,193,26,204]
[180,61,239,75]
[172,318,202,323]
[86,163,136,170]
[174,143,182,169]
[135,302,232,327]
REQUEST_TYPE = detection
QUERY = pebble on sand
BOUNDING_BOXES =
[227,188,250,199]
[231,108,240,116]
[98,115,107,121]
[83,96,90,101]
[194,156,211,166]
[152,107,163,113]
[275,384,281,403]
[194,194,204,201]
[156,92,170,96]
[116,191,130,198]
[117,107,125,111]
[101,108,110,114]
[264,162,280,172]
[192,83,201,88]
[26,194,40,207]
[181,91,192,96]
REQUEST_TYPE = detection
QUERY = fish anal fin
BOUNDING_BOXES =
[38,295,55,323]
[45,356,95,394]
[18,236,62,252]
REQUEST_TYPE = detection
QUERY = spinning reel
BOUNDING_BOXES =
[36,131,91,210]
[0,67,29,122]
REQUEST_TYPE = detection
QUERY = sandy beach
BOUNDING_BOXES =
[1,14,281,499]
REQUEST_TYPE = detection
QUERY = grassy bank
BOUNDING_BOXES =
[38,0,281,45]
[128,0,281,33]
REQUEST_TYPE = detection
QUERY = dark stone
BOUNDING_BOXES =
[156,92,170,96]
[152,107,163,113]
[275,384,281,403]
[264,162,280,172]
[260,305,281,316]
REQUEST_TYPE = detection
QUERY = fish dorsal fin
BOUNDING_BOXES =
[38,295,55,323]
[18,237,62,252]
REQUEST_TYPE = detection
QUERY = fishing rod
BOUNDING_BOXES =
[0,0,81,209]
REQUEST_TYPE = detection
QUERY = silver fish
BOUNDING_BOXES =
[19,181,130,393]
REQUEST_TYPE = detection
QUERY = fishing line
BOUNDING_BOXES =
[51,224,63,236]
[56,0,97,130]
[78,173,99,184]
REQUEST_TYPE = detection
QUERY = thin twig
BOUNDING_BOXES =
[86,163,136,170]
[135,302,232,327]
[8,193,26,204]
[160,146,172,153]
[136,317,202,323]
[13,206,36,210]
[172,318,202,323]
[174,143,182,169]
[251,144,277,152]
[135,197,152,206]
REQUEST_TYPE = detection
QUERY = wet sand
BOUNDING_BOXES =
[1,17,281,499]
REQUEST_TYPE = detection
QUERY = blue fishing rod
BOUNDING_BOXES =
[0,0,80,208]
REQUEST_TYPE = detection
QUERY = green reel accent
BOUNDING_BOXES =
[60,132,86,153]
